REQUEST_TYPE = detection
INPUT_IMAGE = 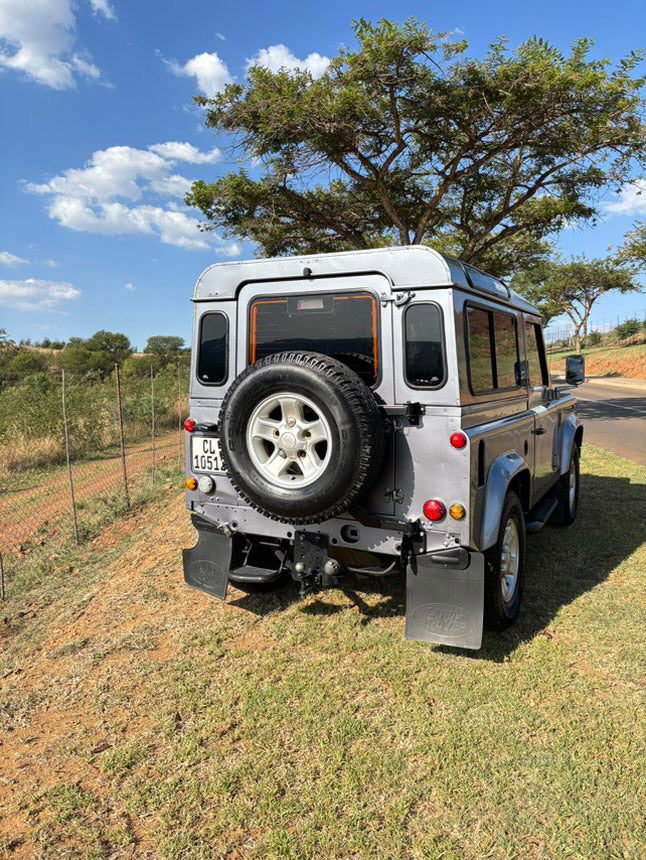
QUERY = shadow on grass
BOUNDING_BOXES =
[228,471,645,661]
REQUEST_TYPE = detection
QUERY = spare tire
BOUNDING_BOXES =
[219,351,385,524]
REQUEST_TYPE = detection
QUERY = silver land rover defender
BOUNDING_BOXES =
[182,246,584,650]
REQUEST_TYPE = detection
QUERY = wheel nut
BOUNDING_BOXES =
[287,417,296,427]
[279,450,287,458]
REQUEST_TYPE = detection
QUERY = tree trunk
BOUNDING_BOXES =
[575,332,583,354]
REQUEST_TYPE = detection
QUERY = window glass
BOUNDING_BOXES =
[493,312,519,388]
[197,313,227,385]
[527,322,548,385]
[249,292,379,385]
[467,307,494,392]
[404,303,445,387]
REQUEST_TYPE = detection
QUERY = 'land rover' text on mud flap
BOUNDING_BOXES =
[406,551,485,650]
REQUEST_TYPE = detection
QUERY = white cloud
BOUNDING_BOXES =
[221,242,242,258]
[169,51,232,96]
[0,250,29,267]
[149,141,221,164]
[88,0,116,21]
[25,142,230,250]
[246,44,330,79]
[0,278,80,311]
[0,0,106,89]
[42,258,59,268]
[125,282,135,290]
[604,180,646,216]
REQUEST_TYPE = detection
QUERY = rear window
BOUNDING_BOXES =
[249,291,379,385]
[197,312,228,385]
[404,303,445,388]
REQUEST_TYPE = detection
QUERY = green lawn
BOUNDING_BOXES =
[1,445,644,859]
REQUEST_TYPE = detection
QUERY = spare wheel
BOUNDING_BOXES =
[218,351,385,524]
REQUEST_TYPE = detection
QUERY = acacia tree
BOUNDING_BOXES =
[512,258,641,352]
[616,222,646,267]
[186,19,645,276]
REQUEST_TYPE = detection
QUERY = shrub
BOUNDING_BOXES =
[615,318,641,339]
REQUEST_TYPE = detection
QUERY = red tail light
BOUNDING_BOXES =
[184,418,196,432]
[450,431,467,449]
[423,499,446,522]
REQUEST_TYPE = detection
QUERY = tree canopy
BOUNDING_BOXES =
[144,335,185,364]
[186,18,646,276]
[616,222,646,267]
[512,257,641,351]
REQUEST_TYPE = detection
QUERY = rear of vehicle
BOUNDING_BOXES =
[182,247,581,650]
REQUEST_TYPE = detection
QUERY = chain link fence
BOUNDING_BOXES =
[0,361,190,599]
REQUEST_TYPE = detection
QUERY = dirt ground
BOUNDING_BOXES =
[0,492,200,857]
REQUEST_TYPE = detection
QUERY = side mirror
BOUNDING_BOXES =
[565,354,585,385]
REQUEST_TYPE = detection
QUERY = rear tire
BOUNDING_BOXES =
[553,444,580,526]
[484,491,526,630]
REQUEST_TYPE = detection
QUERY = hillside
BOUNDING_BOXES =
[548,343,646,379]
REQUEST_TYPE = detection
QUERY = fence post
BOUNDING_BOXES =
[150,365,156,485]
[0,551,5,601]
[114,364,130,510]
[61,369,80,545]
[177,361,183,468]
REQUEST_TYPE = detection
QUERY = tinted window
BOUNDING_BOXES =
[197,313,227,385]
[527,322,548,385]
[404,303,445,387]
[250,292,378,385]
[466,306,521,394]
[467,307,495,392]
[493,312,519,389]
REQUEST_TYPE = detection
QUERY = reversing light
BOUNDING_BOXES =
[449,504,466,520]
[450,431,467,449]
[184,418,196,432]
[197,475,215,494]
[423,499,446,522]
[185,477,198,490]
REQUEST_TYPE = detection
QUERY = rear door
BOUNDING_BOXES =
[237,274,396,516]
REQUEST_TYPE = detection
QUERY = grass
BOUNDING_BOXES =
[0,444,644,859]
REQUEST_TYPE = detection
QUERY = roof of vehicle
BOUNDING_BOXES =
[194,245,541,315]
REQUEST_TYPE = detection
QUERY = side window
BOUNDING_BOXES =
[466,305,521,394]
[197,312,228,385]
[404,303,445,388]
[526,321,548,386]
[493,312,519,389]
[466,307,495,392]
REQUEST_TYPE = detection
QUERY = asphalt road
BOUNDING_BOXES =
[572,380,646,466]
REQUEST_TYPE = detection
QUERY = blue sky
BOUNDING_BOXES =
[1,0,644,349]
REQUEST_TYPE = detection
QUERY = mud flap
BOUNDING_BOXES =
[405,552,485,650]
[182,522,232,600]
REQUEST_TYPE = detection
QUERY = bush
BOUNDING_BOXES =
[615,318,641,339]
[584,330,603,347]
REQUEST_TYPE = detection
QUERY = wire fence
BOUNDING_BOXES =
[544,310,646,347]
[0,361,190,599]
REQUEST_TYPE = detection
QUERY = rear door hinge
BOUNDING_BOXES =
[384,488,404,504]
[380,291,415,307]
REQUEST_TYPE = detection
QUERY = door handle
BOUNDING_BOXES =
[533,428,546,435]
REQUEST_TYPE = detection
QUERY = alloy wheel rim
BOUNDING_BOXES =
[500,517,520,603]
[246,392,332,489]
[568,458,577,514]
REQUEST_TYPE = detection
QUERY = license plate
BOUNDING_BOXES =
[191,436,224,474]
